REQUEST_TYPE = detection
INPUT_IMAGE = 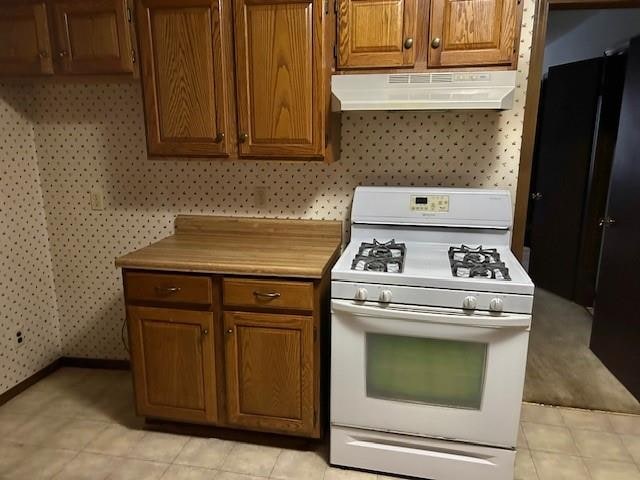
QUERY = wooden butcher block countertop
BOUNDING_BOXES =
[115,215,343,278]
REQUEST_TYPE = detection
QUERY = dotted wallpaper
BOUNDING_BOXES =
[0,94,61,393]
[0,0,535,362]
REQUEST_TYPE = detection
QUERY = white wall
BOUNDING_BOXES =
[544,9,640,72]
[0,89,61,394]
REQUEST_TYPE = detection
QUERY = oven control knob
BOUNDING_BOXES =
[354,288,368,301]
[379,289,393,303]
[489,298,504,312]
[462,296,478,310]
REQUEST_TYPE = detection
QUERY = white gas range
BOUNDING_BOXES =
[330,187,534,480]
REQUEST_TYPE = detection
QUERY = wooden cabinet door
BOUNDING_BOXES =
[428,0,517,67]
[50,0,133,74]
[234,0,323,157]
[338,0,417,69]
[224,311,315,435]
[0,2,54,75]
[128,306,218,423]
[136,0,230,156]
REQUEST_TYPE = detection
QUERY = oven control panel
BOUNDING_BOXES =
[410,195,449,213]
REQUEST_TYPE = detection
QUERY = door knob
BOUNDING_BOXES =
[530,192,543,200]
[214,132,225,143]
[598,216,616,228]
[431,37,441,49]
[238,132,248,143]
[404,37,413,49]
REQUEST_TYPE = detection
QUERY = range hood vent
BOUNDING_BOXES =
[331,71,517,111]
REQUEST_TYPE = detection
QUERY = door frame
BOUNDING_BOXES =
[511,0,640,258]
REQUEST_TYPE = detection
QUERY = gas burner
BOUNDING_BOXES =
[351,239,406,273]
[448,245,511,280]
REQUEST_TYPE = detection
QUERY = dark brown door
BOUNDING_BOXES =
[128,306,218,423]
[136,0,231,156]
[223,311,315,435]
[337,0,417,69]
[234,0,323,157]
[590,37,640,400]
[51,0,133,74]
[528,59,603,301]
[0,2,54,75]
[428,0,517,68]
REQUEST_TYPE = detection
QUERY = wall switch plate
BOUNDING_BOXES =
[254,186,267,207]
[90,190,105,210]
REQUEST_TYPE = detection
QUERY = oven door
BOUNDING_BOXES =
[330,299,530,448]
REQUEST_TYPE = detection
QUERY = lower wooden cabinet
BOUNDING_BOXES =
[124,269,325,438]
[127,305,218,424]
[223,311,316,436]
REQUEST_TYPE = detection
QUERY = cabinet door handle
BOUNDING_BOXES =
[154,286,181,296]
[226,328,233,334]
[39,50,49,58]
[404,37,413,49]
[238,132,248,143]
[58,50,68,57]
[253,291,281,300]
[214,132,225,143]
[202,328,209,336]
[431,37,441,49]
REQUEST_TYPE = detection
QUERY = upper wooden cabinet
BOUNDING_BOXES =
[0,0,134,76]
[337,0,417,69]
[135,0,232,157]
[134,0,334,160]
[0,2,54,75]
[428,0,518,67]
[234,0,324,157]
[50,0,134,74]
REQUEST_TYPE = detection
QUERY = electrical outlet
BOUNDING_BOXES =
[16,329,25,348]
[90,189,105,210]
[254,186,267,207]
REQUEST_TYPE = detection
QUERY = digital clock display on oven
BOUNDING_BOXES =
[411,195,449,212]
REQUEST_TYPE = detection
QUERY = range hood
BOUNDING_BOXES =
[331,71,516,111]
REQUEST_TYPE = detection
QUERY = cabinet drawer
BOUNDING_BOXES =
[125,272,213,306]
[223,279,314,311]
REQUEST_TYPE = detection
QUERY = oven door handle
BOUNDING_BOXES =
[331,300,530,329]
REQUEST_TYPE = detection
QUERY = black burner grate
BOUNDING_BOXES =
[351,239,406,273]
[448,245,511,280]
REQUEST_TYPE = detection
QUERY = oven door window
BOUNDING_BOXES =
[366,333,487,409]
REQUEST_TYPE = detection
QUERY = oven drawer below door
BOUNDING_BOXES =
[330,425,515,480]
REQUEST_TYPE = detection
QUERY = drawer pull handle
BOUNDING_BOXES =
[253,291,281,300]
[154,286,181,296]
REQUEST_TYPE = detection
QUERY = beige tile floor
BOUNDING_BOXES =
[1,369,640,480]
